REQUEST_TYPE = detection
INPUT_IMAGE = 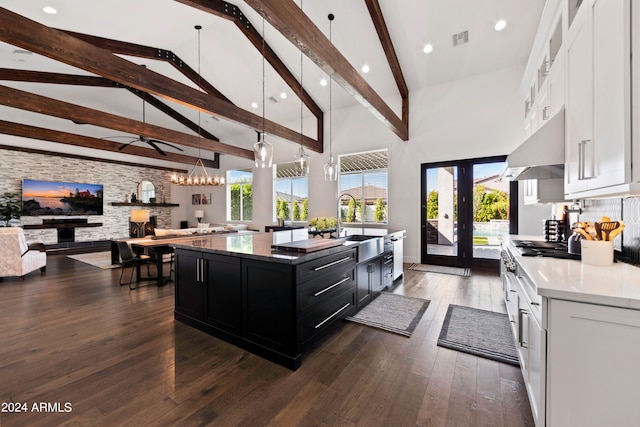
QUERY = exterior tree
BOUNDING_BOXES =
[301,199,308,221]
[292,200,300,221]
[374,198,386,222]
[426,190,438,219]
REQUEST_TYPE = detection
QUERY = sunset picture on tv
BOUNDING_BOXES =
[22,179,104,216]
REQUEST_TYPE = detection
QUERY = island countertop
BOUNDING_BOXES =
[171,228,405,265]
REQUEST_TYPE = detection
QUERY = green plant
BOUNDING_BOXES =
[308,217,337,231]
[0,192,21,222]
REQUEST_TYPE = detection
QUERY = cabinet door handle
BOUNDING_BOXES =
[313,256,351,271]
[578,139,594,180]
[518,308,529,349]
[196,259,200,282]
[314,302,351,329]
[313,277,350,297]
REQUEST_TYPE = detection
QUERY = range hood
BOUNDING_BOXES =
[504,108,565,180]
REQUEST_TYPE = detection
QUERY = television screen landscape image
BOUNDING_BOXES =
[22,179,104,216]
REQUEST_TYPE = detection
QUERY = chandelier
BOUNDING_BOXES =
[324,14,338,181]
[171,159,225,186]
[293,0,309,176]
[254,16,274,168]
[171,25,224,187]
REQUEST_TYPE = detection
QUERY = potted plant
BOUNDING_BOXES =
[0,192,22,226]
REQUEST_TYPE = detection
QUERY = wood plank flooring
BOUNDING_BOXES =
[0,254,534,426]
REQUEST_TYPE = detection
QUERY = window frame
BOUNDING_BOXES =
[226,169,253,222]
[338,149,389,226]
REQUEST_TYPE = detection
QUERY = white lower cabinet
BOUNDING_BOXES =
[547,299,640,427]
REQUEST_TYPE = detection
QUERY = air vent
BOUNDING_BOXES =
[452,31,469,46]
[267,96,278,104]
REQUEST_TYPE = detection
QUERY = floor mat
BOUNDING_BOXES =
[346,292,430,337]
[437,304,519,366]
[408,263,471,277]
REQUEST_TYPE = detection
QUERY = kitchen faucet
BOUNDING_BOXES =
[336,193,357,237]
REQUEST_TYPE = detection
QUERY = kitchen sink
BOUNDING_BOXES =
[344,235,384,262]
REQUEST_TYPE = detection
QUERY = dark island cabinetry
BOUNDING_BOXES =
[174,246,357,370]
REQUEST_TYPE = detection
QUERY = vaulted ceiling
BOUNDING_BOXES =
[0,0,545,169]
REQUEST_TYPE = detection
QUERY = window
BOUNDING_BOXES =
[226,169,253,221]
[274,163,308,222]
[338,150,388,225]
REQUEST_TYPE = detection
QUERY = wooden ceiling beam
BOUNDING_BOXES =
[0,120,216,168]
[0,68,223,150]
[0,84,253,160]
[175,0,323,120]
[243,0,408,141]
[0,7,321,153]
[364,0,409,127]
[0,68,120,87]
[62,30,233,104]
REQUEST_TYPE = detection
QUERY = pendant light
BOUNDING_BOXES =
[324,13,338,181]
[293,0,310,176]
[171,25,224,186]
[254,17,273,168]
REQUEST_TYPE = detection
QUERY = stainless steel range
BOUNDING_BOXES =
[512,239,580,260]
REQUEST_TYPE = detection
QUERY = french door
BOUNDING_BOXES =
[421,156,511,268]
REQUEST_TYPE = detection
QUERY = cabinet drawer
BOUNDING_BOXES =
[296,248,356,283]
[297,266,355,312]
[299,287,355,344]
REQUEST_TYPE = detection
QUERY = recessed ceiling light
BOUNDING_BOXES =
[43,6,57,14]
[495,20,507,31]
[361,64,370,73]
[280,92,287,100]
[251,102,258,109]
[320,78,328,87]
[423,44,433,54]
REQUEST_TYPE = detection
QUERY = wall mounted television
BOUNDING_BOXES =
[21,179,104,216]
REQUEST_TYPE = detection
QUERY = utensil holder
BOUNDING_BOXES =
[581,240,614,266]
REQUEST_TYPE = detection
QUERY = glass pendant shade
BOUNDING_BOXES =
[294,145,310,176]
[324,156,338,181]
[254,132,273,168]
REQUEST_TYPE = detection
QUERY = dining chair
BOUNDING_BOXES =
[116,241,152,290]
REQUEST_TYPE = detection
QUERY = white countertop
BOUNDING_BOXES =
[507,235,640,310]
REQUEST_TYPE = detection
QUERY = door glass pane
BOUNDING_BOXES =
[472,162,509,260]
[426,166,458,257]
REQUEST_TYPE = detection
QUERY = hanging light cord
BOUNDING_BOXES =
[299,0,304,152]
[262,18,266,136]
[196,25,202,158]
[328,15,333,161]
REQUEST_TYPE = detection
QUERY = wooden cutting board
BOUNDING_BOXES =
[271,238,346,253]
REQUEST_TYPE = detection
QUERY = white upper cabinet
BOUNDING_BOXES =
[565,0,633,198]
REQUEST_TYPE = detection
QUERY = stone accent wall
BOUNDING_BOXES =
[0,148,173,244]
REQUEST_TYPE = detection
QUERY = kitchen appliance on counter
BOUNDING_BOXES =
[512,239,580,259]
[544,219,564,242]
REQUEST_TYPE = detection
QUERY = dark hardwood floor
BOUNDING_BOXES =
[0,254,533,426]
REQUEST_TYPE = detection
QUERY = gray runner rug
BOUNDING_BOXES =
[346,292,430,337]
[437,304,519,366]
[409,263,471,277]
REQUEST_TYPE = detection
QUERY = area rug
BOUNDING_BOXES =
[437,304,519,366]
[409,263,471,277]
[67,251,119,269]
[346,292,430,337]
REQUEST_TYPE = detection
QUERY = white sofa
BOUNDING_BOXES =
[0,227,47,279]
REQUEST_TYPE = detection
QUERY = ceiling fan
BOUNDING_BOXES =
[103,97,184,156]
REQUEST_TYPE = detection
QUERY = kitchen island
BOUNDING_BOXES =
[171,229,404,370]
[503,235,640,427]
